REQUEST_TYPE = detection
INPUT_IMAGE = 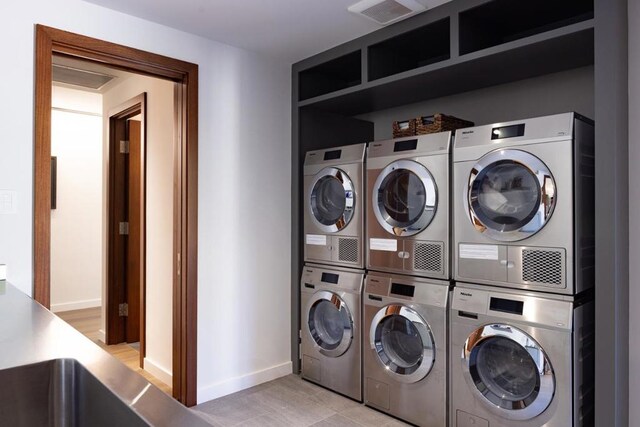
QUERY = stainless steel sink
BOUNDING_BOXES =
[0,358,149,426]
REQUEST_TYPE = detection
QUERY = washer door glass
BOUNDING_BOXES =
[308,291,353,357]
[310,168,355,233]
[463,324,555,421]
[373,160,437,237]
[370,305,435,383]
[468,150,556,242]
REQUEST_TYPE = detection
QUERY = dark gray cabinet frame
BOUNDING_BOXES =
[290,0,628,424]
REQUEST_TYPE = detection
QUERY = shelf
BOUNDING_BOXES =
[298,50,362,101]
[298,20,593,116]
[459,0,593,55]
[368,18,450,81]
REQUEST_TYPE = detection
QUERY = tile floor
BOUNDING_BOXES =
[193,375,410,426]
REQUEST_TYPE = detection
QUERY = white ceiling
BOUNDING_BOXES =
[82,0,452,63]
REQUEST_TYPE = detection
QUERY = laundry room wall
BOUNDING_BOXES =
[0,0,291,404]
[356,66,594,140]
[628,1,639,424]
[50,86,103,313]
[102,74,175,386]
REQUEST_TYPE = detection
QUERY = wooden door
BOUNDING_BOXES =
[108,117,128,344]
[126,119,142,343]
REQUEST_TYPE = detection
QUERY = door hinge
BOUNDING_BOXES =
[120,140,130,154]
[119,222,129,235]
[119,303,128,317]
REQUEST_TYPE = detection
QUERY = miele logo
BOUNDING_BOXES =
[461,130,474,135]
[373,144,382,147]
[460,292,473,297]
[370,279,380,283]
[305,270,313,273]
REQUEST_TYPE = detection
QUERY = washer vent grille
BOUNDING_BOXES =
[522,249,563,286]
[413,242,443,273]
[338,238,359,263]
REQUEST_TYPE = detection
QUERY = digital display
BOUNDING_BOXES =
[321,272,339,284]
[323,150,342,161]
[390,283,415,297]
[489,297,524,315]
[394,139,418,152]
[491,124,525,140]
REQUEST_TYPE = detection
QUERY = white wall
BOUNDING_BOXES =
[50,86,103,312]
[629,0,639,424]
[0,0,291,403]
[102,74,175,385]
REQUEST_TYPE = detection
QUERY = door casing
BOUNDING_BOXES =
[33,25,198,406]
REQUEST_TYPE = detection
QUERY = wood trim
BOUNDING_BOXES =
[34,25,198,407]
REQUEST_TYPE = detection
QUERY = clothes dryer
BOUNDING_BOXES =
[304,144,366,268]
[367,134,451,279]
[453,113,594,294]
[363,272,448,426]
[449,283,594,426]
[300,264,363,401]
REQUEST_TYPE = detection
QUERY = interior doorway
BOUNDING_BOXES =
[34,25,198,406]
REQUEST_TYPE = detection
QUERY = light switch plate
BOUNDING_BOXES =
[0,191,17,214]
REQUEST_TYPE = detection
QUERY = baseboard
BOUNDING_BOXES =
[51,298,101,313]
[144,357,172,386]
[197,361,293,404]
[98,329,106,343]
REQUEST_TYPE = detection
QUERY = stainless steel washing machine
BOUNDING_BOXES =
[363,272,448,426]
[304,144,366,268]
[367,134,450,279]
[453,113,594,294]
[300,264,364,401]
[449,283,594,427]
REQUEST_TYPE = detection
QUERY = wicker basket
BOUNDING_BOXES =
[415,114,474,135]
[392,119,417,138]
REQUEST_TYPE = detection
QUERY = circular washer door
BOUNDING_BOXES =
[467,149,556,242]
[369,304,435,383]
[373,160,437,237]
[309,167,355,233]
[307,291,353,357]
[462,324,555,421]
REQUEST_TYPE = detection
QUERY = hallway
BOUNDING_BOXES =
[56,307,172,395]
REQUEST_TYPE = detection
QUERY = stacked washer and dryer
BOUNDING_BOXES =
[363,133,451,426]
[450,113,595,427]
[299,112,595,427]
[300,144,367,401]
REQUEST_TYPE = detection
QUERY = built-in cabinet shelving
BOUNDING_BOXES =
[368,18,450,81]
[298,51,362,101]
[290,0,626,423]
[459,0,594,54]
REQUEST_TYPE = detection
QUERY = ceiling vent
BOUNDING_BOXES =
[348,0,427,25]
[52,64,116,90]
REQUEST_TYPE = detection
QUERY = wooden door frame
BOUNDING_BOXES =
[106,95,146,366]
[34,25,198,406]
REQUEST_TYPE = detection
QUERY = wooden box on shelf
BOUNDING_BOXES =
[415,114,474,134]
[392,119,417,138]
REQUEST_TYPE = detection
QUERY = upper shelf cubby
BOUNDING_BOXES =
[368,18,450,81]
[459,0,594,55]
[298,51,362,101]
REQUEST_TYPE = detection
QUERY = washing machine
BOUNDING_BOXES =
[304,143,366,269]
[449,283,594,426]
[363,272,448,426]
[453,113,594,295]
[367,133,451,280]
[300,264,363,401]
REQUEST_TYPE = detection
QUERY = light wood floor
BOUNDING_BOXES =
[56,307,172,395]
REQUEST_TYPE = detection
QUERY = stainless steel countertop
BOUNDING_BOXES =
[0,281,211,426]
